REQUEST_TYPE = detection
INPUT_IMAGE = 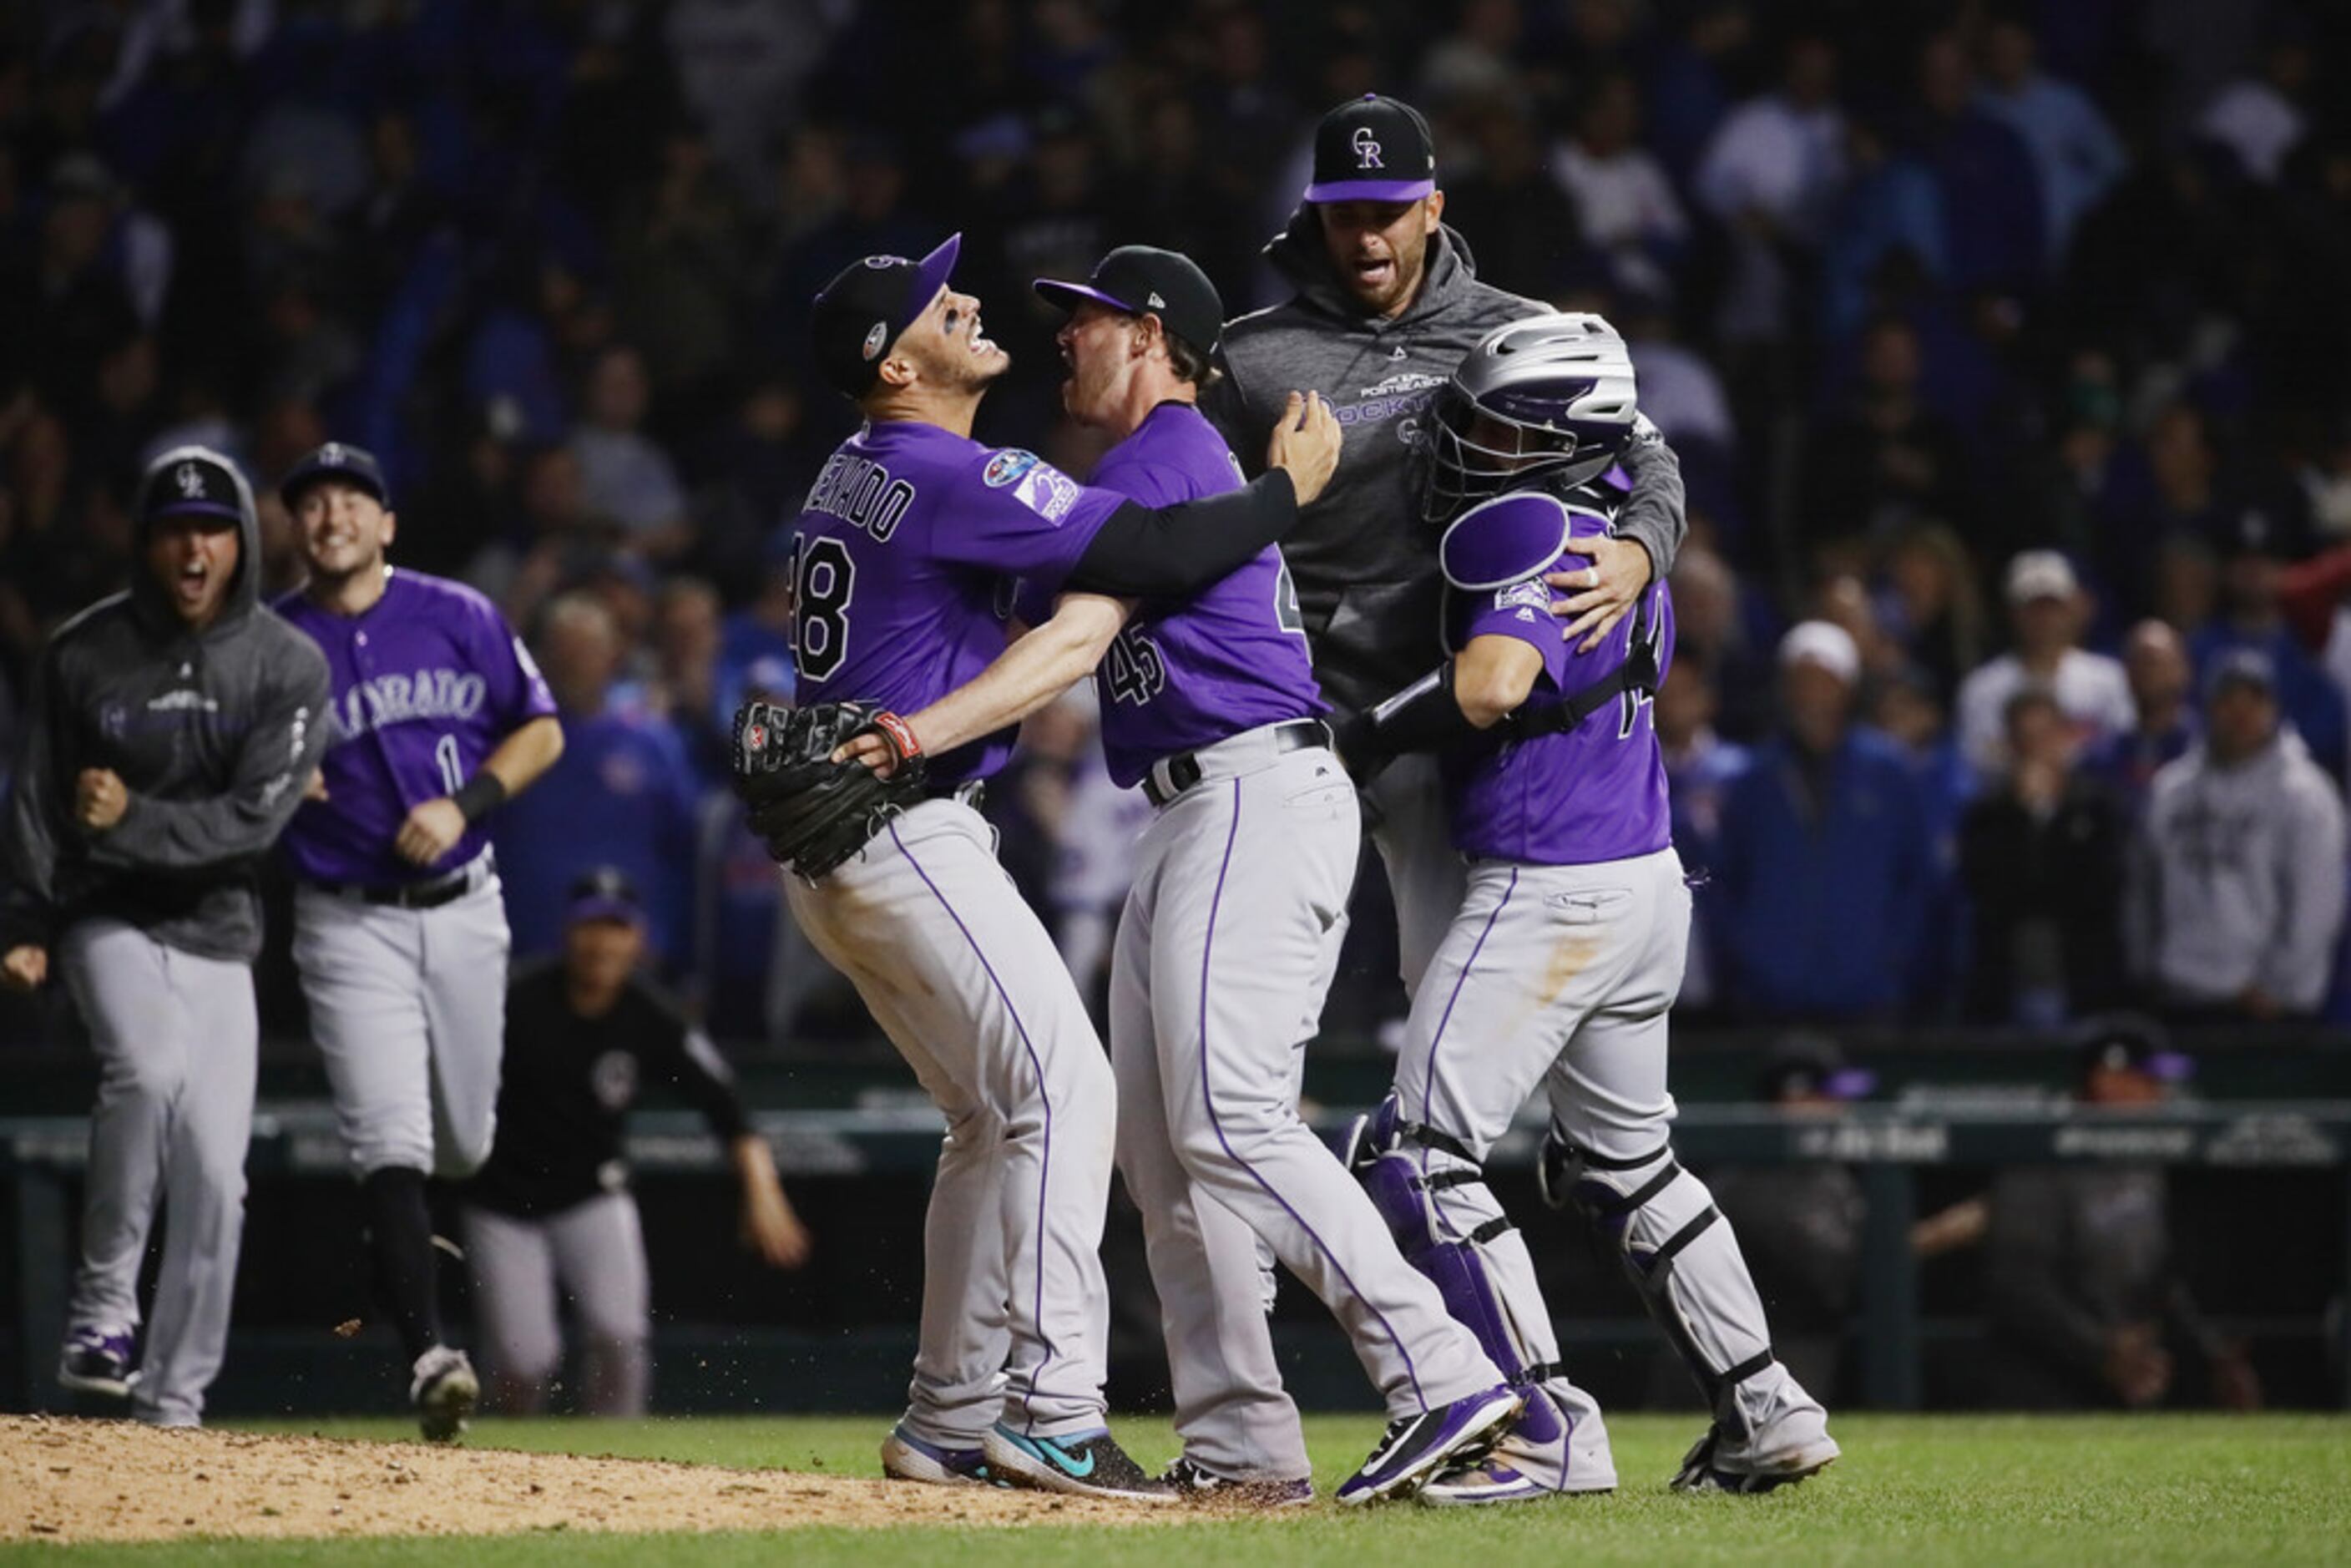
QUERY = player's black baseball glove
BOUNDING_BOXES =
[731,699,928,881]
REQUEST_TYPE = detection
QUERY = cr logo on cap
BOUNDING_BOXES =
[861,321,888,361]
[321,442,345,466]
[175,463,204,498]
[1352,125,1383,169]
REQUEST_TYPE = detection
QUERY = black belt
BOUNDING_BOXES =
[317,865,480,910]
[1143,719,1331,808]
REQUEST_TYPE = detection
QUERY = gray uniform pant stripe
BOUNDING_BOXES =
[1115,746,1501,1458]
[463,1194,650,1415]
[61,919,258,1428]
[785,799,1115,1444]
[291,877,508,1179]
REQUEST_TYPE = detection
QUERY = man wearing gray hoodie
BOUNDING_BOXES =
[1203,94,1688,992]
[2127,650,2347,1019]
[1,447,331,1425]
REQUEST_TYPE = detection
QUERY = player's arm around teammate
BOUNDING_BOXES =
[1199,94,1691,997]
[271,442,564,1442]
[2,447,331,1428]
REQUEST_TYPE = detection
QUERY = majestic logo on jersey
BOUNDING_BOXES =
[1494,579,1550,614]
[804,452,915,542]
[175,463,204,497]
[1352,126,1383,169]
[983,448,1040,488]
[861,321,888,360]
[326,668,488,745]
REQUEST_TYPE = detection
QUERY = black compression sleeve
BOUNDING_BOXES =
[1336,661,1484,781]
[1062,468,1297,597]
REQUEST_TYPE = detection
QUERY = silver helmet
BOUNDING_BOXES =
[1413,312,1640,522]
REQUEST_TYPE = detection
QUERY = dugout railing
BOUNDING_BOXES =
[4,1100,2348,1415]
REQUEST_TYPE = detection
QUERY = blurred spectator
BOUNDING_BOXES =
[493,594,700,974]
[651,576,728,788]
[2127,650,2348,1021]
[1658,652,1749,1014]
[1638,0,1751,182]
[1974,16,2128,268]
[569,344,691,560]
[1876,523,1985,704]
[1693,34,1845,347]
[2196,24,2312,185]
[1706,1033,1872,1402]
[1910,33,2045,298]
[1959,687,2130,1026]
[1955,551,2133,778]
[2189,508,2348,779]
[1669,539,1774,741]
[664,0,840,203]
[1439,101,1590,304]
[2083,620,2200,815]
[1978,1018,2262,1410]
[1817,109,1946,349]
[1798,316,1971,557]
[1716,621,1933,1022]
[1548,71,1686,297]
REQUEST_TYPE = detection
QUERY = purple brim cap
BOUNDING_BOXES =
[567,895,644,927]
[150,500,244,520]
[1823,1068,1879,1101]
[1304,175,1435,202]
[905,231,963,326]
[1033,278,1138,316]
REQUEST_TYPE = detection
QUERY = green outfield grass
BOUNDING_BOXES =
[9,1413,2350,1566]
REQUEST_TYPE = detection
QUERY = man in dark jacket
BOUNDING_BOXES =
[1202,93,1690,993]
[0,447,331,1426]
[1958,685,2129,1024]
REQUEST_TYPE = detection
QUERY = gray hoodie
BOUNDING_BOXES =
[2126,727,2348,1013]
[1,448,332,963]
[1202,211,1686,713]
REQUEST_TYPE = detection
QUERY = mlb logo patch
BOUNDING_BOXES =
[983,448,1041,488]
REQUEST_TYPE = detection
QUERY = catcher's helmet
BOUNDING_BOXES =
[1414,312,1640,522]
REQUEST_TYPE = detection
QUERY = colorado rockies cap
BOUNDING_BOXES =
[1033,245,1225,361]
[1304,93,1437,203]
[566,866,645,927]
[137,446,245,524]
[810,233,963,400]
[281,441,390,509]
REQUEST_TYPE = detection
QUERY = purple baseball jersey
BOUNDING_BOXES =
[276,569,557,883]
[1441,503,1676,867]
[789,419,1124,783]
[1021,402,1323,788]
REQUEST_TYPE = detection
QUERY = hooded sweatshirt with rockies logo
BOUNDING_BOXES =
[0,450,331,963]
[1203,215,1686,716]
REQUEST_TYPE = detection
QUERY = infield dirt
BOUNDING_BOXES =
[0,1414,1165,1544]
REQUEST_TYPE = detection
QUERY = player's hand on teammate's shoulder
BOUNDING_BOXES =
[73,768,128,832]
[393,797,468,867]
[1266,390,1342,506]
[1,944,47,992]
[1548,534,1654,652]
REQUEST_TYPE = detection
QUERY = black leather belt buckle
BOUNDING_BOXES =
[1143,719,1328,808]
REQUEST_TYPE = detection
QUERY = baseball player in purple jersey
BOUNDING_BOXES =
[3,447,330,1426]
[1342,318,1838,1502]
[978,245,1519,1506]
[787,235,1340,1502]
[273,443,565,1442]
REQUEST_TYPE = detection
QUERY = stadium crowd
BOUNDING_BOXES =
[6,0,2351,1044]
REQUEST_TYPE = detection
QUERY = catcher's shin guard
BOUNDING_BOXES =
[1347,1099,1569,1451]
[1557,1137,1778,1438]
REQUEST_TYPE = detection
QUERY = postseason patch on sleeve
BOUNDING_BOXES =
[999,449,1080,522]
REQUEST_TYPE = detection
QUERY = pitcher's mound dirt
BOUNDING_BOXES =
[1,1414,1174,1543]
